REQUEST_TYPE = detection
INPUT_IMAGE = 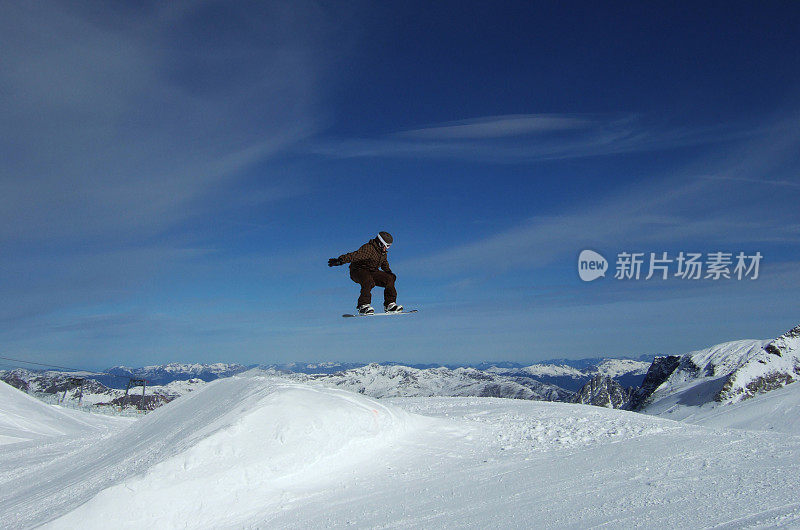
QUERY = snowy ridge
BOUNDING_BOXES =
[111,362,246,375]
[0,368,116,400]
[639,340,767,415]
[0,368,119,406]
[262,361,370,374]
[719,325,800,402]
[647,340,766,400]
[638,324,800,423]
[687,339,768,378]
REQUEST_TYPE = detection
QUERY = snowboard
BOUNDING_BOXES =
[343,309,418,318]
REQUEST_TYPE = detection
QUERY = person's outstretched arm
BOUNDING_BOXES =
[328,243,369,267]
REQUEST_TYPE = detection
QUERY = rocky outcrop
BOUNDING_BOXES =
[98,393,175,411]
[629,355,681,410]
[571,375,634,409]
[0,371,29,392]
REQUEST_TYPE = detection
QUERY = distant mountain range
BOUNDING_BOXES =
[280,364,574,401]
[0,357,650,409]
[484,358,651,391]
[0,368,208,411]
[77,358,654,392]
[2,325,797,415]
[98,363,251,388]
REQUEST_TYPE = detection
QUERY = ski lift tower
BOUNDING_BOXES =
[60,377,85,405]
[122,378,148,411]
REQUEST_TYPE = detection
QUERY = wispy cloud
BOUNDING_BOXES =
[399,115,800,276]
[0,1,343,244]
[309,113,757,163]
[701,175,800,189]
[0,1,353,336]
[396,114,591,139]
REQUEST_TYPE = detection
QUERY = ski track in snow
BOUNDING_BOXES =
[1,377,800,528]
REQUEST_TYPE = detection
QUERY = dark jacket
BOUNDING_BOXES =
[337,238,392,273]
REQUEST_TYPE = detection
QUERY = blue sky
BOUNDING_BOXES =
[1,1,799,370]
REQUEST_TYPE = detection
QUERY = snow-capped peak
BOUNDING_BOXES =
[588,359,651,378]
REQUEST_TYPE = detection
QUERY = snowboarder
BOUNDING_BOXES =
[328,231,403,315]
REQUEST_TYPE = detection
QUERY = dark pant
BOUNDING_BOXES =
[350,268,397,307]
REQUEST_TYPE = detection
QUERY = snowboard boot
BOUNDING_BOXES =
[384,302,403,313]
[358,304,375,315]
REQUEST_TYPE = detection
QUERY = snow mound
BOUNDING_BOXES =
[394,397,680,453]
[18,374,426,529]
[6,381,800,528]
[0,381,110,445]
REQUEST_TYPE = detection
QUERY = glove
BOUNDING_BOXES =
[328,257,343,267]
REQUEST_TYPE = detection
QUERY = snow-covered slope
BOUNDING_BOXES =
[676,381,800,434]
[3,375,800,528]
[290,363,573,401]
[1,374,428,528]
